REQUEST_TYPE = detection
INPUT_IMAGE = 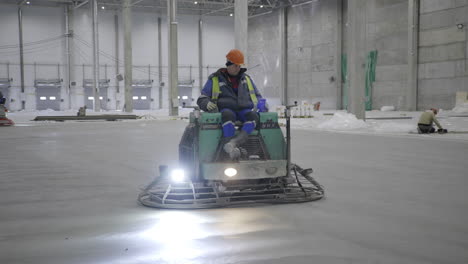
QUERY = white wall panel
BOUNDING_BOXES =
[202,15,234,67]
[0,3,234,110]
[22,6,64,65]
[0,5,20,64]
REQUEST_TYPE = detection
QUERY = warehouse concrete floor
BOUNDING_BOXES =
[1,119,467,264]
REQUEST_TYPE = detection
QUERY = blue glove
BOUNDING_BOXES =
[257,98,268,112]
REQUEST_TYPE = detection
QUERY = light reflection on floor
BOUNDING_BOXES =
[139,211,209,262]
[140,211,213,243]
[99,209,287,264]
[133,210,279,263]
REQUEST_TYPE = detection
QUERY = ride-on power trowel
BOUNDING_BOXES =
[138,104,324,209]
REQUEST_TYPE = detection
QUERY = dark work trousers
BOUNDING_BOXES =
[418,123,435,134]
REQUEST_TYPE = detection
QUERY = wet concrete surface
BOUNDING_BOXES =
[1,120,467,264]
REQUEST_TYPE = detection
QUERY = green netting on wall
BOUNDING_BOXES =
[341,50,378,110]
[365,50,378,110]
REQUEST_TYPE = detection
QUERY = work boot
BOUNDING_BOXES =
[223,130,249,159]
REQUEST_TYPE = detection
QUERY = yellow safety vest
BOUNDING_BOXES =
[211,75,258,104]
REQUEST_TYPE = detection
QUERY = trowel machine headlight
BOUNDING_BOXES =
[224,167,237,177]
[170,169,185,183]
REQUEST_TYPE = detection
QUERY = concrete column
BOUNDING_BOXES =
[18,6,25,96]
[407,0,419,111]
[198,18,203,92]
[123,0,133,112]
[168,0,178,116]
[158,17,163,109]
[65,5,75,110]
[234,0,248,60]
[279,7,288,105]
[114,12,120,94]
[335,0,343,110]
[91,0,101,112]
[64,6,69,110]
[347,0,366,120]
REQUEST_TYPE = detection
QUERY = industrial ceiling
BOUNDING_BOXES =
[0,0,317,17]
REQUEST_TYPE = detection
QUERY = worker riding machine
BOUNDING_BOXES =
[138,104,324,209]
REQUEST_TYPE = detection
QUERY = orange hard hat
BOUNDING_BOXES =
[226,49,244,66]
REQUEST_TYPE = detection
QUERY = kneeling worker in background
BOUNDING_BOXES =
[0,91,7,118]
[417,108,447,134]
